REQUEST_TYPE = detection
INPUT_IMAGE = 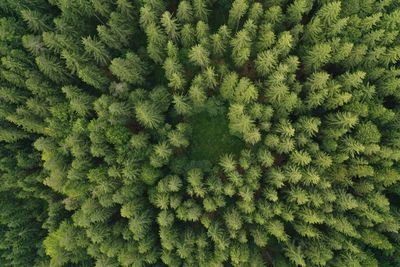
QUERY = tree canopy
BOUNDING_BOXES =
[1,0,400,266]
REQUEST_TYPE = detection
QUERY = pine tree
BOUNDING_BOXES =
[231,29,251,67]
[177,1,193,24]
[35,55,70,83]
[110,52,146,85]
[193,0,208,21]
[135,101,163,129]
[20,9,53,33]
[82,36,111,66]
[188,44,210,68]
[228,0,249,31]
[161,11,179,41]
[78,65,110,90]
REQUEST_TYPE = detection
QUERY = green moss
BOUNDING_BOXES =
[189,111,244,164]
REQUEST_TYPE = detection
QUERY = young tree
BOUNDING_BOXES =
[188,44,210,68]
[161,11,179,41]
[177,1,193,24]
[82,36,111,66]
[255,50,277,76]
[135,101,163,129]
[228,0,249,31]
[110,52,147,85]
[231,29,251,67]
[20,9,53,33]
[35,55,70,83]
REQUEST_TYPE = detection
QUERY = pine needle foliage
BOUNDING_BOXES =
[1,0,400,266]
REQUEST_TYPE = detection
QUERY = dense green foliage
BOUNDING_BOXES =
[1,0,400,266]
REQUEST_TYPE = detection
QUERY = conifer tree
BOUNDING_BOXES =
[1,1,400,266]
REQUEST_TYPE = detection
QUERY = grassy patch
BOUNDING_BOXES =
[189,111,244,164]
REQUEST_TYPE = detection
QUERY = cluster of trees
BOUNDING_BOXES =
[1,0,400,266]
